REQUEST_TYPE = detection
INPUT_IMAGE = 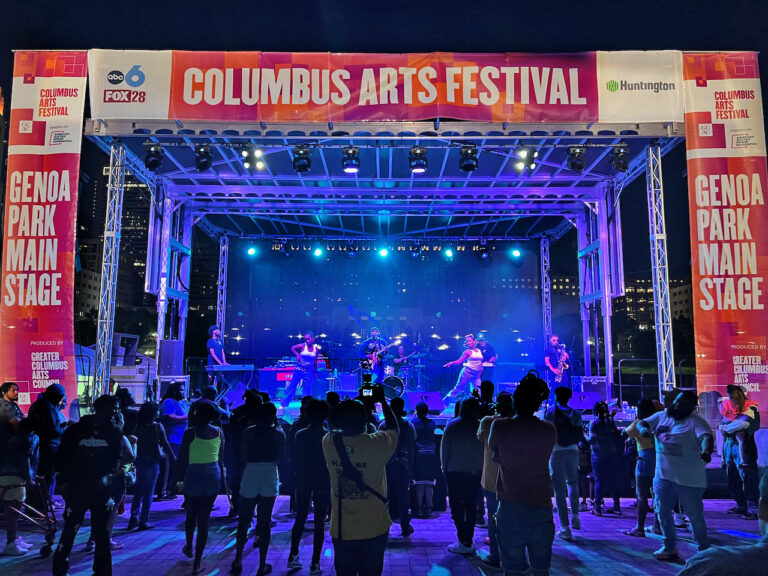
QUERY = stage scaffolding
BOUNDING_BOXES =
[86,119,685,402]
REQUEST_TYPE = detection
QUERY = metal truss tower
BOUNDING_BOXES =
[540,237,552,344]
[646,145,676,394]
[94,143,126,398]
[217,236,229,333]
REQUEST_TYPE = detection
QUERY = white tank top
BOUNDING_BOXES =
[465,348,484,371]
[299,344,317,369]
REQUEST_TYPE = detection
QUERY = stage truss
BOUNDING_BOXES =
[85,119,685,400]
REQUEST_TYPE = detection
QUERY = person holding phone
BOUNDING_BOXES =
[323,383,400,576]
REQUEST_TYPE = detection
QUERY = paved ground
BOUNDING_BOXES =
[0,497,762,575]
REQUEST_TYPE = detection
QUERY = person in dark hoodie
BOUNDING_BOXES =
[379,396,417,537]
[27,383,67,501]
[441,396,484,555]
[52,395,134,576]
[544,387,584,541]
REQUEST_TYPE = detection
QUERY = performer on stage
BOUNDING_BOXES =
[359,327,392,383]
[282,331,319,408]
[207,325,228,386]
[476,333,498,381]
[392,345,416,376]
[442,334,484,404]
[544,333,569,386]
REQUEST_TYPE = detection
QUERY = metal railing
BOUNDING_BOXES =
[617,358,697,406]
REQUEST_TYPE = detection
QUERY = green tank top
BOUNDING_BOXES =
[188,430,221,464]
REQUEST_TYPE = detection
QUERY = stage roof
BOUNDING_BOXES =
[86,120,684,241]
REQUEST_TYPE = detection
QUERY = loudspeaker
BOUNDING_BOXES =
[405,391,445,414]
[570,391,604,410]
[158,340,185,376]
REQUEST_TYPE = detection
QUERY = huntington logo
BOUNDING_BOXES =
[605,79,676,94]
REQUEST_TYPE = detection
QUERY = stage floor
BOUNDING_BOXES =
[2,497,762,575]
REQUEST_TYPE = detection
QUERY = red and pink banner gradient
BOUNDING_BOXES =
[683,52,768,418]
[0,51,87,411]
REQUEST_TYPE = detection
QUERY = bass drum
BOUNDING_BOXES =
[381,376,404,399]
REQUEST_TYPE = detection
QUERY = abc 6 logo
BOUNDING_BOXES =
[106,65,146,88]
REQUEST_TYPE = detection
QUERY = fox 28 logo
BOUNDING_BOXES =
[106,65,146,87]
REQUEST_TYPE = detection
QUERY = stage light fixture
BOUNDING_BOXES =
[567,146,587,173]
[477,246,490,261]
[444,248,454,259]
[194,145,212,171]
[342,146,360,174]
[459,145,478,172]
[144,145,163,172]
[610,143,629,172]
[378,248,389,258]
[313,247,324,257]
[510,248,522,258]
[409,146,428,174]
[514,147,538,171]
[246,246,257,256]
[293,146,312,172]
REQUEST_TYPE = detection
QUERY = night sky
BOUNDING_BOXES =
[1,0,767,276]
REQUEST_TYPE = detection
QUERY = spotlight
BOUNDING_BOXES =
[477,245,490,261]
[278,242,292,257]
[347,248,357,258]
[610,143,629,172]
[246,246,257,256]
[194,144,212,171]
[510,248,522,259]
[514,147,538,171]
[144,144,163,172]
[410,246,422,259]
[313,247,324,257]
[444,248,454,259]
[409,146,428,174]
[293,146,312,173]
[342,147,360,174]
[567,145,586,173]
[459,145,478,172]
[378,248,389,258]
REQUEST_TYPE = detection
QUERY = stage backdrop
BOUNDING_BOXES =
[87,50,685,124]
[683,52,768,419]
[0,52,87,410]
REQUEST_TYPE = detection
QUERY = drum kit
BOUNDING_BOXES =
[380,351,429,397]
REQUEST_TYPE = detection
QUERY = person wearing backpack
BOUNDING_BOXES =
[52,395,134,576]
[322,383,399,576]
[544,387,584,540]
[128,402,174,531]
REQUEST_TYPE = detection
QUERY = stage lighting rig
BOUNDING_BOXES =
[194,144,212,171]
[514,147,538,171]
[409,146,428,173]
[144,144,163,172]
[242,147,264,170]
[610,143,629,172]
[293,145,312,172]
[342,146,360,173]
[567,145,587,173]
[459,145,478,172]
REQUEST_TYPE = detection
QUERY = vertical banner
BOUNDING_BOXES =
[0,52,87,412]
[683,52,768,420]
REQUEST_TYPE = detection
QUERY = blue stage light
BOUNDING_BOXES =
[246,246,257,256]
[378,248,389,258]
[511,248,522,258]
[444,248,454,259]
[313,247,324,257]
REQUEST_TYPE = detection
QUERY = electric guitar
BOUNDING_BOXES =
[360,340,400,370]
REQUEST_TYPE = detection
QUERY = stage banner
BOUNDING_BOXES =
[683,52,768,419]
[89,50,600,123]
[596,51,684,123]
[0,51,87,412]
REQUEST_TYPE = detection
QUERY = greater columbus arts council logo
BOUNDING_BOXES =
[605,79,675,93]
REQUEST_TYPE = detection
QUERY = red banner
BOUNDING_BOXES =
[683,52,768,419]
[0,52,87,412]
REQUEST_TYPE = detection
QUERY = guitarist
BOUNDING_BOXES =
[359,328,393,384]
[544,333,570,387]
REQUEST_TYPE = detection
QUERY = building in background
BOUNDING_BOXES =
[670,283,694,320]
